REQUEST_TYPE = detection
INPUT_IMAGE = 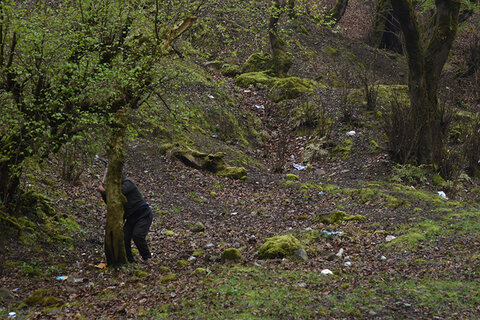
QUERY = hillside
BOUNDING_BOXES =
[1,1,480,319]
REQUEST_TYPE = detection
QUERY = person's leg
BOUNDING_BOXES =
[132,209,153,260]
[123,221,136,262]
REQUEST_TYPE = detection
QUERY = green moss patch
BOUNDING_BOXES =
[221,248,242,263]
[241,52,274,74]
[317,210,366,224]
[258,234,304,259]
[286,174,299,181]
[235,71,278,89]
[269,77,318,103]
[24,289,64,307]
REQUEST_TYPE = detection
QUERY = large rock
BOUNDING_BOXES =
[169,146,247,180]
[235,71,278,89]
[221,248,242,263]
[269,77,317,102]
[258,234,305,259]
[241,52,274,74]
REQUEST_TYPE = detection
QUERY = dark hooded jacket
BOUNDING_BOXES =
[101,177,149,220]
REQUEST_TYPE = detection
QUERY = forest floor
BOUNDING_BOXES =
[2,73,480,319]
[2,1,480,319]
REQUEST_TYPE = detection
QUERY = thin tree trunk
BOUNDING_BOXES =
[104,108,128,267]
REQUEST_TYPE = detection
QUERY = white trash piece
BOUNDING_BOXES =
[344,261,352,267]
[336,248,344,258]
[385,235,396,242]
[293,163,307,170]
[8,312,16,318]
[346,131,356,136]
[437,191,447,199]
[321,269,333,275]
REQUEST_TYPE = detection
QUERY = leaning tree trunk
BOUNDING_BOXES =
[104,108,128,267]
[328,0,349,25]
[390,0,460,165]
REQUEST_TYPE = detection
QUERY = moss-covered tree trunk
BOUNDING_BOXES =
[390,0,460,165]
[268,0,293,77]
[104,108,128,267]
[329,0,349,25]
[371,0,402,53]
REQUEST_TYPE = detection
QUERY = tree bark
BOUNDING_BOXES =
[104,108,128,267]
[329,0,349,25]
[269,0,293,77]
[371,0,402,53]
[390,0,460,164]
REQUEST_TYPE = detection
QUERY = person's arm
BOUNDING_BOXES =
[97,183,107,202]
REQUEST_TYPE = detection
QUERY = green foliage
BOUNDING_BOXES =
[391,164,429,185]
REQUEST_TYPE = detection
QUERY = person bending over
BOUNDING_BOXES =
[97,175,153,263]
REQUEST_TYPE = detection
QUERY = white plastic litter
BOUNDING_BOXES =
[56,276,68,281]
[346,131,356,136]
[8,312,16,318]
[381,256,387,260]
[254,104,265,109]
[344,261,352,267]
[293,163,307,170]
[385,235,396,242]
[438,191,447,199]
[207,94,214,99]
[321,269,333,275]
[336,248,344,258]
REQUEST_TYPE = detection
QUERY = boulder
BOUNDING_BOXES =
[258,234,305,259]
[221,248,242,263]
[269,77,317,102]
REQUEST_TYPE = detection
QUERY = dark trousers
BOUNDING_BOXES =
[123,208,153,262]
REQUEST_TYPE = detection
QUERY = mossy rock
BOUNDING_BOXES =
[269,77,317,103]
[318,210,366,224]
[170,147,226,172]
[221,64,241,77]
[286,174,299,181]
[235,71,278,89]
[169,146,247,180]
[221,248,242,263]
[258,234,304,259]
[217,166,247,180]
[241,52,273,74]
[190,222,206,233]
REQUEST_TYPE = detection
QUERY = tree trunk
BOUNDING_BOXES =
[390,0,460,165]
[269,0,292,77]
[104,108,128,267]
[371,0,402,53]
[329,0,349,25]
